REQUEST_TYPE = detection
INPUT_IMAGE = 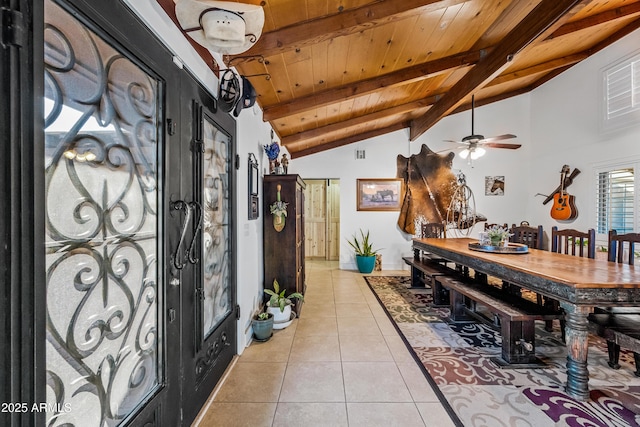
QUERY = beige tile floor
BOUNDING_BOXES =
[193,260,456,427]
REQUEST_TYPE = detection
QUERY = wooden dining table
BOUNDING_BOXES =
[412,237,640,401]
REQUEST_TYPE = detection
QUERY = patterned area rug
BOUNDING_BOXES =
[365,275,640,427]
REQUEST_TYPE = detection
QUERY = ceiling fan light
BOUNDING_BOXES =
[459,148,470,159]
[471,147,486,160]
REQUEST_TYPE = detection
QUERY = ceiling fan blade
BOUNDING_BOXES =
[479,134,517,143]
[481,142,522,149]
[443,139,466,144]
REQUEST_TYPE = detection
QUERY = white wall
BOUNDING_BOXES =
[528,29,640,245]
[289,133,412,269]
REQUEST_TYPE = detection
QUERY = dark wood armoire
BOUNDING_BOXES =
[263,174,306,313]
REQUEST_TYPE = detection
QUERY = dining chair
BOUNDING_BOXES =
[608,230,640,264]
[594,230,640,312]
[510,224,544,249]
[419,222,447,263]
[421,222,446,238]
[588,230,640,372]
[500,224,544,297]
[551,226,596,259]
[547,227,596,339]
[484,222,508,231]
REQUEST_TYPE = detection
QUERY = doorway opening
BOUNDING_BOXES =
[303,179,340,261]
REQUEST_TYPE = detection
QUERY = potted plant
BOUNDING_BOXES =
[486,225,512,246]
[346,229,379,273]
[251,311,274,342]
[264,279,304,327]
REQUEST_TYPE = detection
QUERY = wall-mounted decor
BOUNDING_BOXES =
[485,176,505,196]
[270,184,288,231]
[248,153,259,219]
[357,178,404,211]
[396,145,458,235]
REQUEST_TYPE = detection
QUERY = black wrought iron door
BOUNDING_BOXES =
[178,76,237,424]
[39,0,238,425]
[42,0,183,425]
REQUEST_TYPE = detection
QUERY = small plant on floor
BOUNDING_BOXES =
[264,279,304,312]
[251,309,274,342]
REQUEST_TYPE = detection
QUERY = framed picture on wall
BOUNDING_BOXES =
[485,176,505,196]
[248,153,259,219]
[356,178,405,211]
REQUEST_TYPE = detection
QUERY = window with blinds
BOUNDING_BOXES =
[603,52,640,131]
[596,168,635,234]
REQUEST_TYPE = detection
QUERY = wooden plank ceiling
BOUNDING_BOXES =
[159,0,640,157]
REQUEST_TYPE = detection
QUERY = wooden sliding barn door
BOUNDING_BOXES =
[304,179,340,261]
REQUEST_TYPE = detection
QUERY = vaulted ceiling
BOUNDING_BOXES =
[158,0,640,157]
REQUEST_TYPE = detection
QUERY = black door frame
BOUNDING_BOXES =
[1,0,46,425]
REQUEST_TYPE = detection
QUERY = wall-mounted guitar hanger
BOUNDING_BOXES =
[535,165,581,205]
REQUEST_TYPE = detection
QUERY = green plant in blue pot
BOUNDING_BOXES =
[347,229,379,274]
[251,311,274,342]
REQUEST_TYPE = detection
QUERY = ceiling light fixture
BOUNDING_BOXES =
[459,146,485,160]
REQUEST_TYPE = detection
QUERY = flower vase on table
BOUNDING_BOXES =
[485,225,512,247]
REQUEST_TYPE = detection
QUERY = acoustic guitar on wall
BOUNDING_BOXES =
[551,165,578,220]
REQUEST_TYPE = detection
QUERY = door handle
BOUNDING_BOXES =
[171,200,193,270]
[186,201,202,265]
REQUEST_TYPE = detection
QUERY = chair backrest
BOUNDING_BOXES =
[510,225,544,249]
[421,222,445,238]
[551,226,595,259]
[484,222,508,231]
[608,230,640,264]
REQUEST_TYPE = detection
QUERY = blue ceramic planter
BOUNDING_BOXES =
[356,255,376,273]
[252,314,274,341]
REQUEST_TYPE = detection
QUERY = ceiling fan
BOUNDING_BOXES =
[444,95,521,161]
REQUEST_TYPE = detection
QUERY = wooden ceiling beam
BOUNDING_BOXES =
[409,0,586,141]
[289,122,409,159]
[547,1,640,40]
[450,87,537,115]
[241,0,469,58]
[262,49,484,121]
[282,98,437,147]
[585,16,640,54]
[290,87,532,156]
[282,43,600,149]
[263,1,607,123]
[487,53,588,87]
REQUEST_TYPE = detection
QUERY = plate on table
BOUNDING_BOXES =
[468,242,528,254]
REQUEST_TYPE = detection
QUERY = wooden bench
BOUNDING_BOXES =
[588,312,640,376]
[402,256,455,305]
[439,275,563,366]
